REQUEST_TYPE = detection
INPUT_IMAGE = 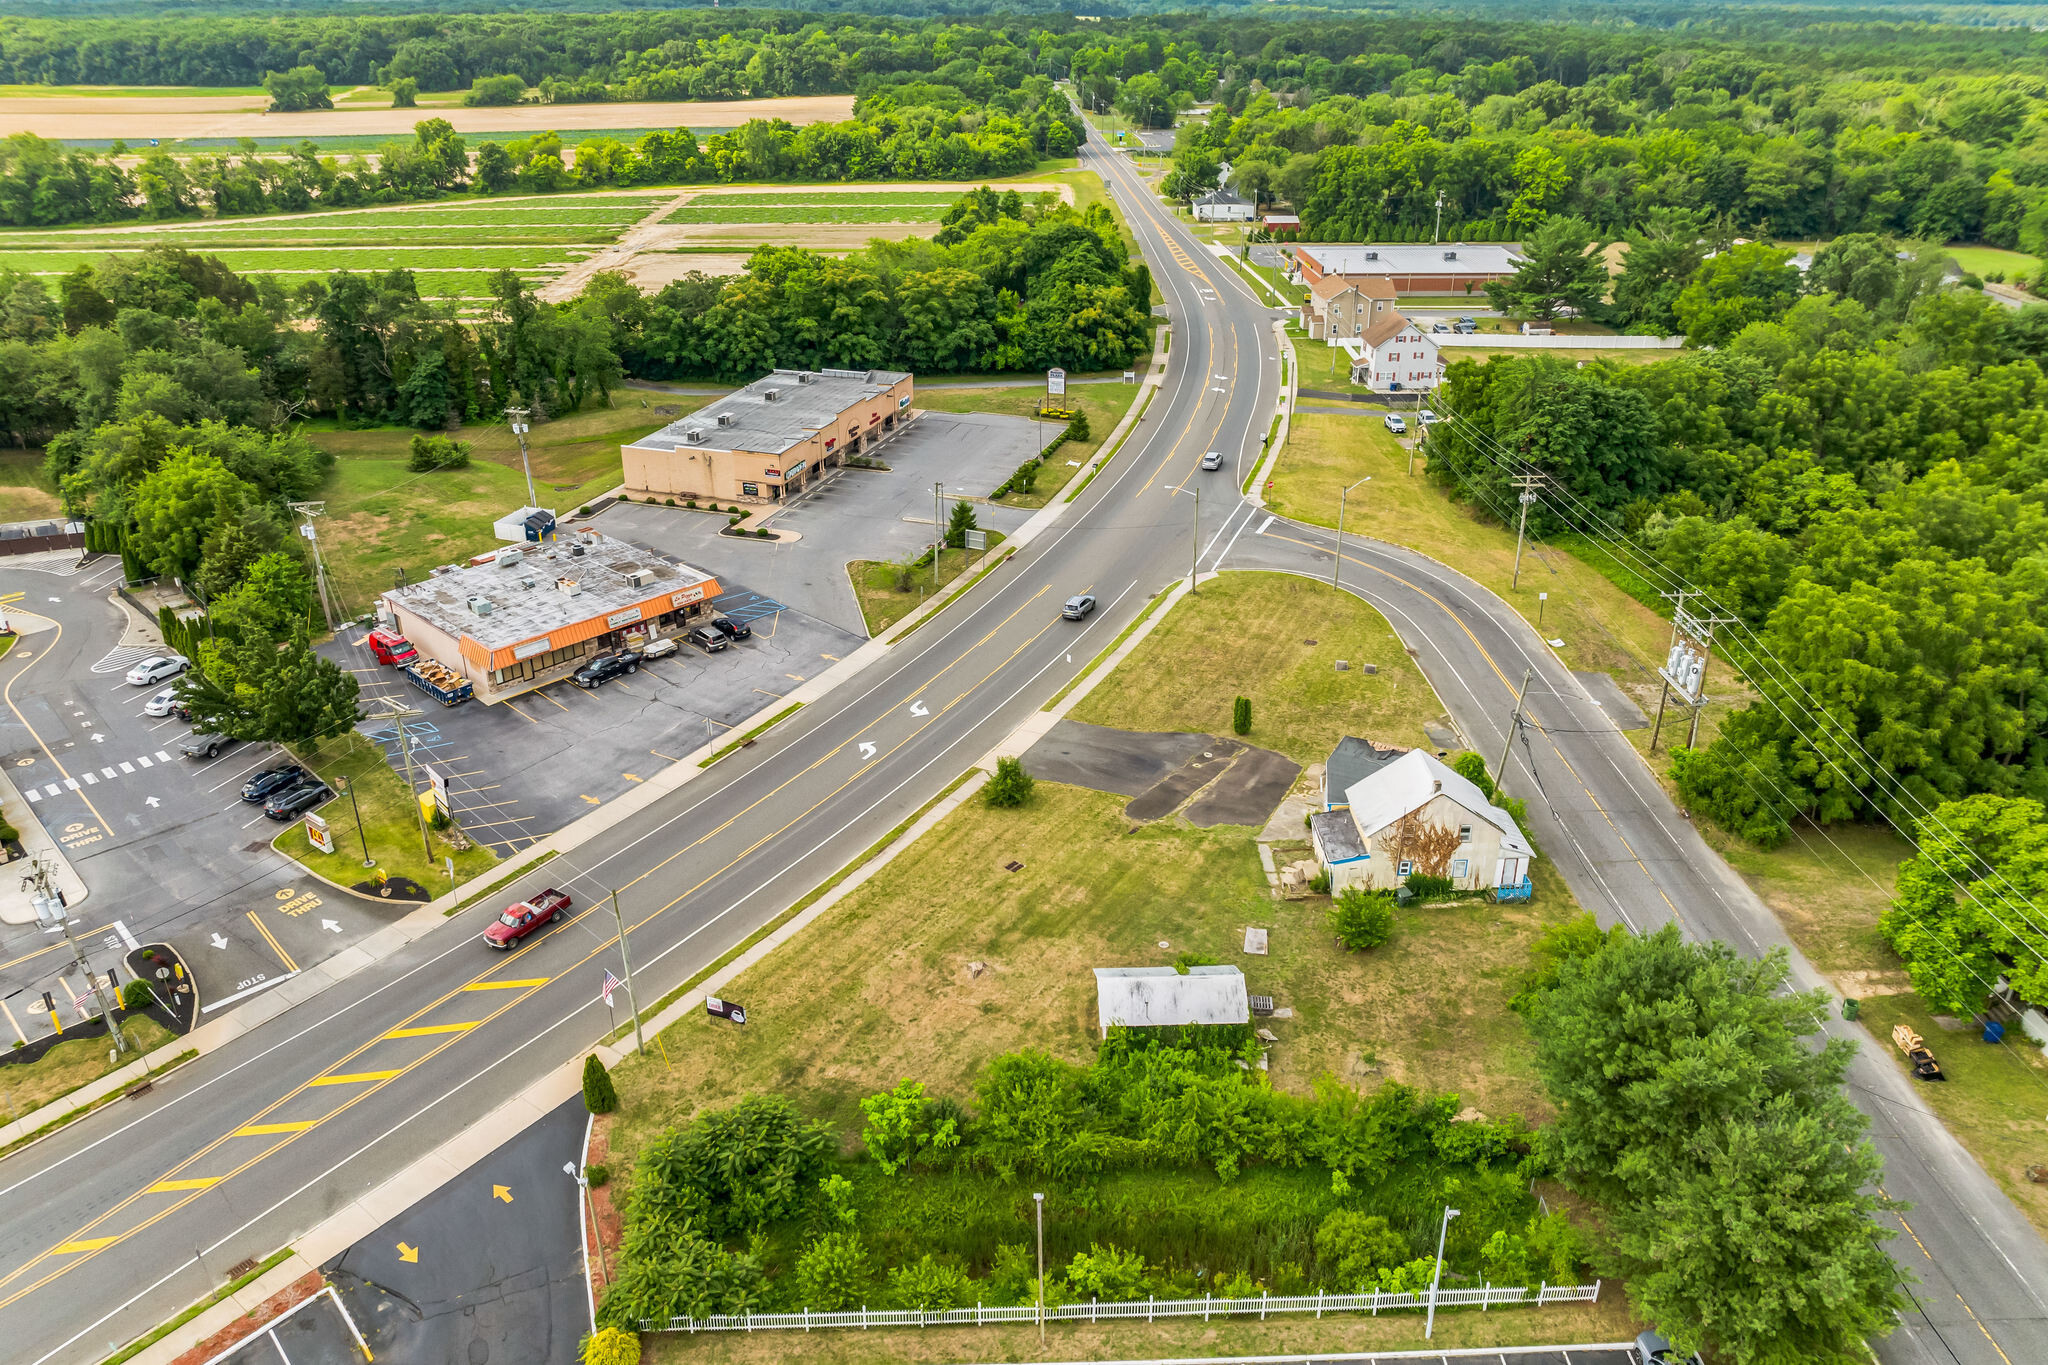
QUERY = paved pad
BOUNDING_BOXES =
[1026,719,1213,797]
[1126,739,1246,820]
[1186,745,1302,828]
[1027,720,1300,828]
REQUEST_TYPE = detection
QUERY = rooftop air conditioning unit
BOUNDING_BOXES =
[623,567,649,588]
[715,412,735,427]
[763,388,781,402]
[1443,250,1458,260]
[798,371,816,384]
[569,545,585,557]
[1364,250,1378,261]
[684,427,705,444]
[519,576,536,590]
[497,548,523,569]
[467,595,495,616]
[557,578,582,597]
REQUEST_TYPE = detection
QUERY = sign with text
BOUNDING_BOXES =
[606,606,644,629]
[513,636,554,661]
[305,812,334,854]
[1047,367,1067,397]
[706,996,748,1025]
[670,585,707,609]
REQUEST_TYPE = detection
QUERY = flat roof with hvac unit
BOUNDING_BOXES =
[379,530,720,703]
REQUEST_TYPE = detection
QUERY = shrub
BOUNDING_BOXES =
[1172,951,1220,974]
[665,498,676,507]
[585,1163,609,1188]
[794,1232,869,1310]
[581,1055,617,1114]
[0,816,18,843]
[1403,872,1456,901]
[1315,1210,1409,1291]
[1065,1243,1149,1301]
[755,527,772,538]
[888,1253,970,1311]
[1329,887,1395,950]
[579,505,593,515]
[728,505,741,514]
[1065,410,1092,442]
[1479,1229,1530,1286]
[1308,869,1331,895]
[598,1222,762,1327]
[986,1244,1036,1305]
[579,1328,639,1365]
[1449,751,1496,801]
[1232,695,1251,735]
[815,1173,858,1228]
[945,500,980,549]
[686,499,697,508]
[632,1094,830,1236]
[120,978,155,1011]
[859,1078,961,1175]
[984,756,1034,808]
[407,434,471,471]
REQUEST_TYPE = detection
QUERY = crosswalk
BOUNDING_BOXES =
[23,750,177,801]
[91,645,160,675]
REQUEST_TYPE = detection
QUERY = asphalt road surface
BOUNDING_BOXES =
[0,124,2041,1365]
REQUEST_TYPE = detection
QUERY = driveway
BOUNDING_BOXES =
[599,409,1057,635]
[0,554,418,1033]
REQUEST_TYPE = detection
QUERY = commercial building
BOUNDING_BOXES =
[1292,243,1522,294]
[1302,273,1398,342]
[621,367,913,505]
[379,530,720,705]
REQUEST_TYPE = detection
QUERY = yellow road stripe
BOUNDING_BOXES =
[310,1070,401,1086]
[382,1022,477,1038]
[235,1122,316,1136]
[246,911,299,974]
[146,1178,219,1193]
[463,978,549,991]
[54,1238,118,1255]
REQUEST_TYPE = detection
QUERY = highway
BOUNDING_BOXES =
[0,125,2040,1365]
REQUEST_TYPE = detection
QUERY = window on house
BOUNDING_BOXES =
[1398,859,1413,877]
[1459,824,1472,844]
[1452,859,1469,879]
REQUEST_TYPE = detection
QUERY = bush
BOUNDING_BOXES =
[1065,1243,1149,1301]
[465,73,527,106]
[579,1328,638,1365]
[665,498,676,507]
[756,527,772,538]
[1329,887,1395,950]
[390,77,419,109]
[0,816,18,843]
[584,1163,610,1188]
[120,978,155,1012]
[632,1094,830,1237]
[859,1078,962,1175]
[407,434,471,471]
[984,756,1034,808]
[795,1232,869,1310]
[1065,410,1092,443]
[1232,695,1251,735]
[582,1055,618,1114]
[1449,751,1496,801]
[686,499,697,508]
[986,1243,1036,1306]
[1316,1210,1409,1291]
[1403,872,1456,901]
[888,1253,970,1311]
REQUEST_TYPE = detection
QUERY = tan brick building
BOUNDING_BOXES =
[622,368,914,504]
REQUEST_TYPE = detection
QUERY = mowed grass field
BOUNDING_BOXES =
[0,192,675,301]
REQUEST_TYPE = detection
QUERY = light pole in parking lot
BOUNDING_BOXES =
[379,702,433,862]
[1334,476,1370,593]
[1425,1204,1460,1338]
[506,406,537,510]
[336,775,373,868]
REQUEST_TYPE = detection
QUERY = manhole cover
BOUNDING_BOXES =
[1004,860,1023,872]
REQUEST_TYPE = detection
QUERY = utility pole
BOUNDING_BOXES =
[289,501,340,632]
[932,481,944,573]
[1334,476,1371,591]
[1425,1205,1460,1339]
[1495,668,1533,790]
[1508,472,1543,590]
[1171,482,1200,594]
[1033,1192,1047,1344]
[608,888,646,1056]
[506,406,537,510]
[26,858,125,1055]
[382,702,433,862]
[1433,190,1445,245]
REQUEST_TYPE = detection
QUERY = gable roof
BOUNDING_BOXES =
[1307,273,1397,302]
[1326,735,1410,801]
[1094,965,1249,1032]
[1342,749,1533,858]
[1357,310,1415,349]
[1195,187,1252,207]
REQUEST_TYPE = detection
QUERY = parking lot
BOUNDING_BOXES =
[332,580,861,853]
[601,408,1058,635]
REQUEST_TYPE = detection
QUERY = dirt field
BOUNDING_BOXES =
[613,252,758,288]
[0,93,854,140]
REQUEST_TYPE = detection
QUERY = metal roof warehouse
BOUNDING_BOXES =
[379,529,720,704]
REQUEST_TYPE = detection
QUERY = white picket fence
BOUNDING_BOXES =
[642,1278,1600,1334]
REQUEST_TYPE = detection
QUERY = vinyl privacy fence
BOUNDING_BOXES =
[642,1279,1601,1334]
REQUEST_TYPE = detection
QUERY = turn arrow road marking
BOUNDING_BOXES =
[397,1242,419,1263]
[908,701,929,717]
[858,742,877,760]
[493,1185,513,1203]
[321,919,342,933]
[208,933,228,950]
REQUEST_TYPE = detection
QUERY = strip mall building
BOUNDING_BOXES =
[622,367,914,504]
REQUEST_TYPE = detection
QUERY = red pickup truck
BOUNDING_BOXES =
[482,888,573,949]
[366,628,418,667]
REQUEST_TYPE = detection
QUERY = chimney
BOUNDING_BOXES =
[1432,779,1442,793]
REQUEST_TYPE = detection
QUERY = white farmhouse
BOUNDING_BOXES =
[1339,311,1444,393]
[1309,747,1534,898]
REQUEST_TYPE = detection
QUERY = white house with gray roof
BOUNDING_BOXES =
[1309,748,1534,896]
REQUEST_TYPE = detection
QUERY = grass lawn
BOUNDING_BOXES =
[914,383,1141,509]
[1263,413,1720,741]
[849,535,1007,637]
[1448,346,1672,366]
[1945,244,2039,279]
[0,449,62,522]
[664,205,947,224]
[643,1298,1639,1364]
[277,731,498,887]
[1070,572,1447,763]
[0,1016,174,1118]
[305,394,676,608]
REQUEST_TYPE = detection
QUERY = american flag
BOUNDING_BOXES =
[601,969,621,1008]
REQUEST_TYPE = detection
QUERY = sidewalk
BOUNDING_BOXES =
[0,609,89,926]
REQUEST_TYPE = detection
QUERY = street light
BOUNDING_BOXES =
[1425,1205,1460,1339]
[1333,476,1371,592]
[1034,1191,1046,1344]
[564,1161,611,1284]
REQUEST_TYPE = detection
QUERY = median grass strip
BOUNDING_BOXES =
[849,534,1008,638]
[700,703,804,768]
[97,1248,294,1365]
[282,731,498,887]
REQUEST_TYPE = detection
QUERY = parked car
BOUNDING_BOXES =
[639,636,679,660]
[1417,408,1440,427]
[572,651,643,689]
[241,763,310,803]
[1430,321,1449,333]
[1063,594,1097,620]
[180,731,238,760]
[263,780,333,820]
[687,625,729,652]
[365,628,418,667]
[126,654,188,686]
[1200,450,1224,470]
[143,687,179,717]
[1634,1332,1703,1365]
[1383,413,1408,435]
[482,888,574,949]
[708,615,752,642]
[1452,317,1479,334]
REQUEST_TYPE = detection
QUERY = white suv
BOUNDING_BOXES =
[1382,413,1407,435]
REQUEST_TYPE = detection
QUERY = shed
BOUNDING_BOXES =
[1094,965,1249,1036]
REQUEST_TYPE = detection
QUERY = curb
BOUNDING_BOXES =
[1246,318,1298,509]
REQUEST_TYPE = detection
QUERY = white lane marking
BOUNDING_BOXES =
[135,755,152,768]
[198,972,298,1014]
[118,761,134,774]
[154,750,173,763]
[25,788,38,802]
[1257,515,1274,535]
[99,768,115,779]
[62,778,76,791]
[80,772,95,784]
[110,919,140,950]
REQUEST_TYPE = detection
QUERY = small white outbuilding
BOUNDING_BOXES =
[1093,965,1249,1037]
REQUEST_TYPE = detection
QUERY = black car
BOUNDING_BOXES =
[264,781,333,820]
[241,763,310,803]
[573,650,643,688]
[709,615,752,642]
[687,625,729,652]
[180,731,239,760]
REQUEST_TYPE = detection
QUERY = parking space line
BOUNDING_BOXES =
[246,912,300,973]
[503,701,539,724]
[454,814,536,832]
[533,690,572,713]
[752,687,784,699]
